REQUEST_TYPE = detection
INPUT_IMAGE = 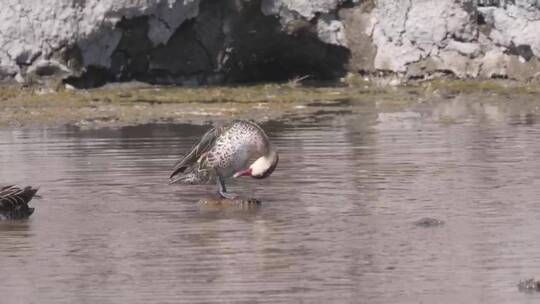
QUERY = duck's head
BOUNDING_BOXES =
[233,150,279,179]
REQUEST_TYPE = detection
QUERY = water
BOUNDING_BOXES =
[1,95,540,303]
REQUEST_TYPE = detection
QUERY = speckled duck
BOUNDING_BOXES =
[0,185,39,220]
[169,120,279,199]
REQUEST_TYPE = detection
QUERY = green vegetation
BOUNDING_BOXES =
[419,79,539,95]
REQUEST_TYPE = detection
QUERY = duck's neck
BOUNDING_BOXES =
[264,147,277,165]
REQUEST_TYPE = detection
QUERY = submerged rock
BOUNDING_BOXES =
[414,217,445,228]
[518,278,540,293]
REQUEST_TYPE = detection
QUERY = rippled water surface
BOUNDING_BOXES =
[2,95,540,303]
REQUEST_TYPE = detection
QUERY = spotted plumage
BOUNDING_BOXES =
[170,120,278,198]
[0,185,39,220]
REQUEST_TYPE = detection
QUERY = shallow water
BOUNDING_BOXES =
[2,94,540,303]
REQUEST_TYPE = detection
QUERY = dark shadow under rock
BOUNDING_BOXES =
[224,1,350,83]
[111,16,152,81]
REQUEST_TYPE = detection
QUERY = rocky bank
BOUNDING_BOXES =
[1,0,539,87]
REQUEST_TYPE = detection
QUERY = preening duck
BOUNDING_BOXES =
[170,120,278,199]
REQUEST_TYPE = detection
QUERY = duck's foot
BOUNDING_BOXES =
[216,176,239,200]
[218,189,238,200]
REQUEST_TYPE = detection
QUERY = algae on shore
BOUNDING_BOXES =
[0,79,538,128]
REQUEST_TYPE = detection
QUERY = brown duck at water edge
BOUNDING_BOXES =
[169,120,279,199]
[0,185,39,220]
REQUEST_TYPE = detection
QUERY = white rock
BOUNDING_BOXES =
[261,0,343,20]
[480,50,509,78]
[447,40,481,58]
[0,0,201,78]
[317,14,348,47]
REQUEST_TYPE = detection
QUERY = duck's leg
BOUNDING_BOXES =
[217,176,237,199]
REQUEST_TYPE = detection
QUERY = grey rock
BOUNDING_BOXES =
[0,0,201,84]
[0,64,17,81]
[479,50,510,78]
[262,0,349,47]
[446,40,482,58]
[507,56,540,81]
[261,0,343,20]
[0,0,540,86]
[489,6,540,57]
[434,50,482,78]
[316,14,347,47]
[372,0,477,73]
[339,2,377,73]
[367,0,540,80]
[27,60,71,77]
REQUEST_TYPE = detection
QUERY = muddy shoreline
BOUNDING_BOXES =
[1,79,538,129]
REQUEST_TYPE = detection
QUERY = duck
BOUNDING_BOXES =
[0,185,39,220]
[170,120,278,199]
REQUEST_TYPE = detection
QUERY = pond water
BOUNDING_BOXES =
[1,94,540,303]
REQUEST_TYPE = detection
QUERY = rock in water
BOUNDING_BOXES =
[198,196,261,211]
[414,217,445,227]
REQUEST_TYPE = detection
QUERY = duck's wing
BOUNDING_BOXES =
[0,185,39,212]
[170,126,224,179]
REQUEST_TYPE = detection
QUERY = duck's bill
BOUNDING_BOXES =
[233,168,252,178]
